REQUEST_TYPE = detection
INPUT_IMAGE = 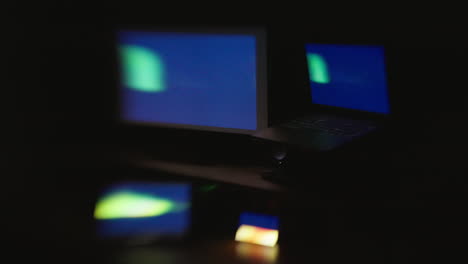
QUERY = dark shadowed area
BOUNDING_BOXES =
[5,4,467,264]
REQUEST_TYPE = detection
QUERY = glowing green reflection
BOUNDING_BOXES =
[120,45,166,92]
[307,53,330,84]
[200,184,218,192]
[94,192,174,219]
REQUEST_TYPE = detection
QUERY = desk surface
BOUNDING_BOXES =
[13,123,467,264]
[127,154,284,191]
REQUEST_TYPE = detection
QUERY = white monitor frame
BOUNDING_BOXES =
[115,26,268,135]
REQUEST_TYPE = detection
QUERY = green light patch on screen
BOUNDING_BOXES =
[120,45,166,92]
[307,53,330,84]
[94,191,175,219]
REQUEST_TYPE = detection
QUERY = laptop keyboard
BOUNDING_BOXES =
[281,117,374,136]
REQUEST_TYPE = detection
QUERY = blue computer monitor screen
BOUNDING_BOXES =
[305,43,390,114]
[118,30,265,132]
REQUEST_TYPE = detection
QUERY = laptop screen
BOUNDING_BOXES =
[305,43,390,114]
[118,29,267,134]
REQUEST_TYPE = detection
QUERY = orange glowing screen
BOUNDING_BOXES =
[235,224,279,247]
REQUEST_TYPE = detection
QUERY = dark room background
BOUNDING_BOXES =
[5,4,468,263]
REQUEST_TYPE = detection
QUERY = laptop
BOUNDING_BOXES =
[253,42,392,151]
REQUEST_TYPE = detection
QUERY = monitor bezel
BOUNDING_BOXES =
[113,25,268,135]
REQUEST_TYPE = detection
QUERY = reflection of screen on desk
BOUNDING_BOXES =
[95,182,191,238]
[118,29,267,134]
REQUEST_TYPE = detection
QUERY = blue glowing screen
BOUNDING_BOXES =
[118,30,258,130]
[305,44,390,114]
[95,182,191,238]
[239,212,279,229]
